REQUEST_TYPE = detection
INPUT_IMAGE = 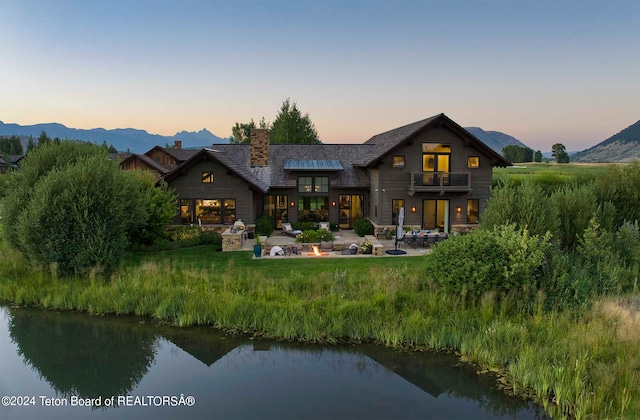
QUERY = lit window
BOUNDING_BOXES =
[202,172,214,183]
[298,176,328,193]
[298,176,313,193]
[393,156,405,168]
[468,157,479,168]
[467,199,479,224]
[315,177,329,193]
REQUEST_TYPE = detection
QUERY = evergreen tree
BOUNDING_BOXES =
[270,98,319,144]
[534,150,543,162]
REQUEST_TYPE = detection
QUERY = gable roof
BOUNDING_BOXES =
[163,148,270,192]
[144,146,199,162]
[356,113,511,167]
[7,155,24,164]
[0,156,7,165]
[120,153,170,174]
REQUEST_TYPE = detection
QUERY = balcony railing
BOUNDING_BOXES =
[408,172,471,193]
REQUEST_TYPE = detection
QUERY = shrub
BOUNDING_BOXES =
[353,218,374,236]
[593,162,640,229]
[2,141,108,252]
[316,229,334,242]
[255,215,275,237]
[128,171,177,246]
[551,183,598,250]
[425,225,554,300]
[481,181,555,236]
[13,155,145,276]
[293,221,316,231]
[171,225,202,241]
[297,230,319,243]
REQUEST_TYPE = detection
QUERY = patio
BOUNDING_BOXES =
[244,229,432,259]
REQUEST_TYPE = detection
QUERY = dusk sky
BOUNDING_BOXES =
[1,0,639,152]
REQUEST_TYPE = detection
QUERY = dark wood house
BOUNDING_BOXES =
[130,114,510,232]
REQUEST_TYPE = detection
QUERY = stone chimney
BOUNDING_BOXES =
[250,129,269,167]
[174,140,182,150]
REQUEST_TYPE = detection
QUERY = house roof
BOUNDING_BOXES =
[211,144,371,189]
[7,155,23,164]
[0,156,7,165]
[120,153,170,174]
[143,146,199,163]
[163,148,271,192]
[356,113,511,167]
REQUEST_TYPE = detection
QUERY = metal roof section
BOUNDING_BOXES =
[284,159,344,171]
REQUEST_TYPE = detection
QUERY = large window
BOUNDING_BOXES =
[422,143,451,186]
[298,196,329,222]
[393,156,405,168]
[298,176,328,193]
[467,199,479,224]
[264,195,288,228]
[193,198,236,224]
[339,195,363,228]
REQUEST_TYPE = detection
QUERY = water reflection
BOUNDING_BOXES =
[7,307,157,400]
[1,305,546,419]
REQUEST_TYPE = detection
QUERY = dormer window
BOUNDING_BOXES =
[468,157,479,168]
[393,156,405,168]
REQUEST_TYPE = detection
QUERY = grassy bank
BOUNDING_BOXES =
[1,241,639,419]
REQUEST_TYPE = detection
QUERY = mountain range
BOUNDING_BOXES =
[463,127,530,154]
[0,120,532,156]
[572,120,640,162]
[0,121,229,153]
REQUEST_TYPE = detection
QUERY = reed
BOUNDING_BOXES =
[1,246,639,418]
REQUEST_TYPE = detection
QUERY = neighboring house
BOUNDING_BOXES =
[119,153,171,179]
[0,154,24,173]
[127,114,511,232]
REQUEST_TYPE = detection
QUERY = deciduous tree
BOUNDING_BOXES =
[552,143,570,163]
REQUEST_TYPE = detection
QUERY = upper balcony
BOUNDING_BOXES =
[407,172,471,195]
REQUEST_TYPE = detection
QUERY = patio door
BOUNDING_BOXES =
[339,195,363,228]
[422,199,449,232]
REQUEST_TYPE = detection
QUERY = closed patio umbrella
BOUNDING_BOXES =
[387,206,407,255]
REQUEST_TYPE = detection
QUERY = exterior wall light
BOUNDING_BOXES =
[411,206,416,213]
[332,201,337,207]
[290,201,295,207]
[456,206,462,213]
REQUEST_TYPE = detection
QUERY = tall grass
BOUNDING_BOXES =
[1,244,639,418]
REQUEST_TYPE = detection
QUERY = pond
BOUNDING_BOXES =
[0,304,547,419]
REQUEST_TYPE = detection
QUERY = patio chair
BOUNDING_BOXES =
[291,244,303,255]
[320,241,333,252]
[403,235,416,248]
[426,235,437,247]
[281,223,301,238]
[414,236,425,248]
[318,222,330,231]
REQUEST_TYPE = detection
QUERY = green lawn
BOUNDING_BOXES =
[495,161,614,176]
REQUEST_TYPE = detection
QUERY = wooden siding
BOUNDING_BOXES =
[120,156,163,179]
[144,148,178,169]
[374,125,494,228]
[167,158,256,224]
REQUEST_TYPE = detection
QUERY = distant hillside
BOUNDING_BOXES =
[464,127,531,155]
[0,121,229,153]
[573,120,640,162]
